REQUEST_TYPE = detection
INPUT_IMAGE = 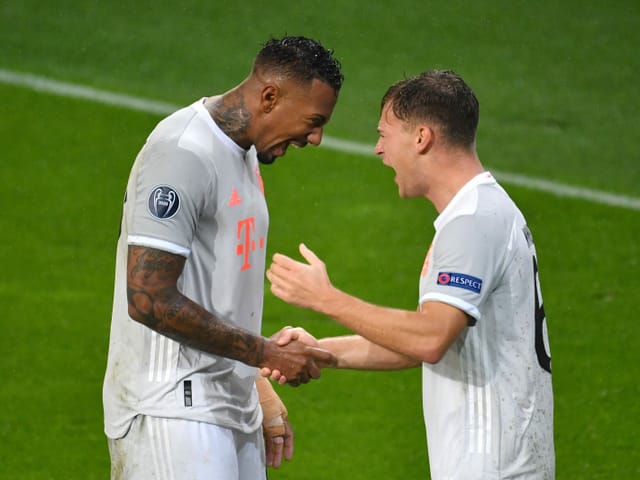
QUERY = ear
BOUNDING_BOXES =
[260,84,279,113]
[415,125,434,153]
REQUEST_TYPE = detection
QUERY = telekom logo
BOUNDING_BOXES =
[236,217,265,271]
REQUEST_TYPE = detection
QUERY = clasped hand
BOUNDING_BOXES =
[263,327,327,385]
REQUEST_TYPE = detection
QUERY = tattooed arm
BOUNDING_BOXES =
[126,245,335,385]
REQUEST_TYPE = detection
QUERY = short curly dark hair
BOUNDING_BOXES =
[253,36,344,96]
[382,70,479,148]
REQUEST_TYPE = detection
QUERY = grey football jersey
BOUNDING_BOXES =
[419,173,554,479]
[103,99,269,438]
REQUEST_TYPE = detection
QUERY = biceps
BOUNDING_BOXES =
[127,245,185,289]
[126,245,186,320]
[420,301,469,349]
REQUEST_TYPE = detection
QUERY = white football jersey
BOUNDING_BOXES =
[419,172,554,479]
[103,99,269,439]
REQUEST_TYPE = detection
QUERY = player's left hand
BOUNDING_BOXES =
[257,375,294,467]
[267,243,333,312]
[264,415,294,468]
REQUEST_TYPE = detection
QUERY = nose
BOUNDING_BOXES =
[306,127,323,146]
[374,138,383,157]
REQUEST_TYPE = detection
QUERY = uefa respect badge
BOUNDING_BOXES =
[148,185,180,219]
[437,272,483,294]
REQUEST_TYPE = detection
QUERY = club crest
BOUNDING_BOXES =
[148,185,180,219]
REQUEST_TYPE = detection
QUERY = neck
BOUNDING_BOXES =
[204,88,252,149]
[428,151,484,213]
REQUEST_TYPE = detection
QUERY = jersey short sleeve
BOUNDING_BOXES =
[420,214,501,322]
[126,140,216,257]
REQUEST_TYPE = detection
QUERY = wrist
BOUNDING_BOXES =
[257,337,276,369]
[314,285,344,317]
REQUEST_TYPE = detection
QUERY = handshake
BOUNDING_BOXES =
[261,243,340,386]
[261,326,329,386]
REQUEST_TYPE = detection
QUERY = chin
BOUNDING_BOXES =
[257,152,277,165]
[396,185,412,198]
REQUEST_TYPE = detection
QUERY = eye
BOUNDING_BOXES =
[309,116,325,128]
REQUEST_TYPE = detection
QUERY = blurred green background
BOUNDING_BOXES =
[1,1,639,478]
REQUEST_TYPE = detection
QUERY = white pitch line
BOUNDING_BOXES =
[2,67,639,212]
[0,69,177,115]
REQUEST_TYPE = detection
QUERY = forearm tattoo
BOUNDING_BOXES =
[127,246,265,366]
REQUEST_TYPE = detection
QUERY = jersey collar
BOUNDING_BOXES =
[194,98,246,157]
[434,171,496,230]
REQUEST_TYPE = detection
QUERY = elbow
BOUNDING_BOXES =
[126,286,155,327]
[419,350,446,365]
[411,317,466,364]
[127,302,145,324]
[413,341,449,365]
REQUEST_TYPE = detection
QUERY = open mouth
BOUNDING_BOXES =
[273,140,307,158]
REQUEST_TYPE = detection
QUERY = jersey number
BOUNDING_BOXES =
[533,255,551,373]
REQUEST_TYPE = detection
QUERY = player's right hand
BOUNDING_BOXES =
[261,327,331,384]
[261,336,336,386]
[272,326,320,347]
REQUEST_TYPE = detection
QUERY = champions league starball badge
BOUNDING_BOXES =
[147,185,180,219]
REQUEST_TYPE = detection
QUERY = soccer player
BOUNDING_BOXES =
[266,70,555,479]
[102,36,344,479]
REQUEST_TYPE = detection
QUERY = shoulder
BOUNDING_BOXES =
[435,185,520,255]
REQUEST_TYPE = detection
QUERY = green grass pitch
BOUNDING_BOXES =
[1,1,639,478]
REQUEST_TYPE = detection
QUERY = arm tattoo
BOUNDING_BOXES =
[127,246,265,366]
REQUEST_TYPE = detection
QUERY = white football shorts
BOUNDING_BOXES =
[108,415,266,480]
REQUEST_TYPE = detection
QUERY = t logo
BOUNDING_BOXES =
[236,217,265,271]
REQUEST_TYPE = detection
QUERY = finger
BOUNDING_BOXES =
[264,437,273,467]
[270,436,285,468]
[299,243,321,266]
[274,328,298,346]
[272,252,301,270]
[265,439,274,467]
[270,326,293,340]
[264,430,275,467]
[266,264,288,287]
[283,420,294,461]
[270,284,298,306]
[269,282,285,301]
[287,378,301,387]
[308,346,337,367]
[287,328,320,347]
[267,261,297,282]
[307,362,321,380]
[266,265,289,293]
[259,367,272,377]
[268,325,289,343]
[266,268,287,293]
